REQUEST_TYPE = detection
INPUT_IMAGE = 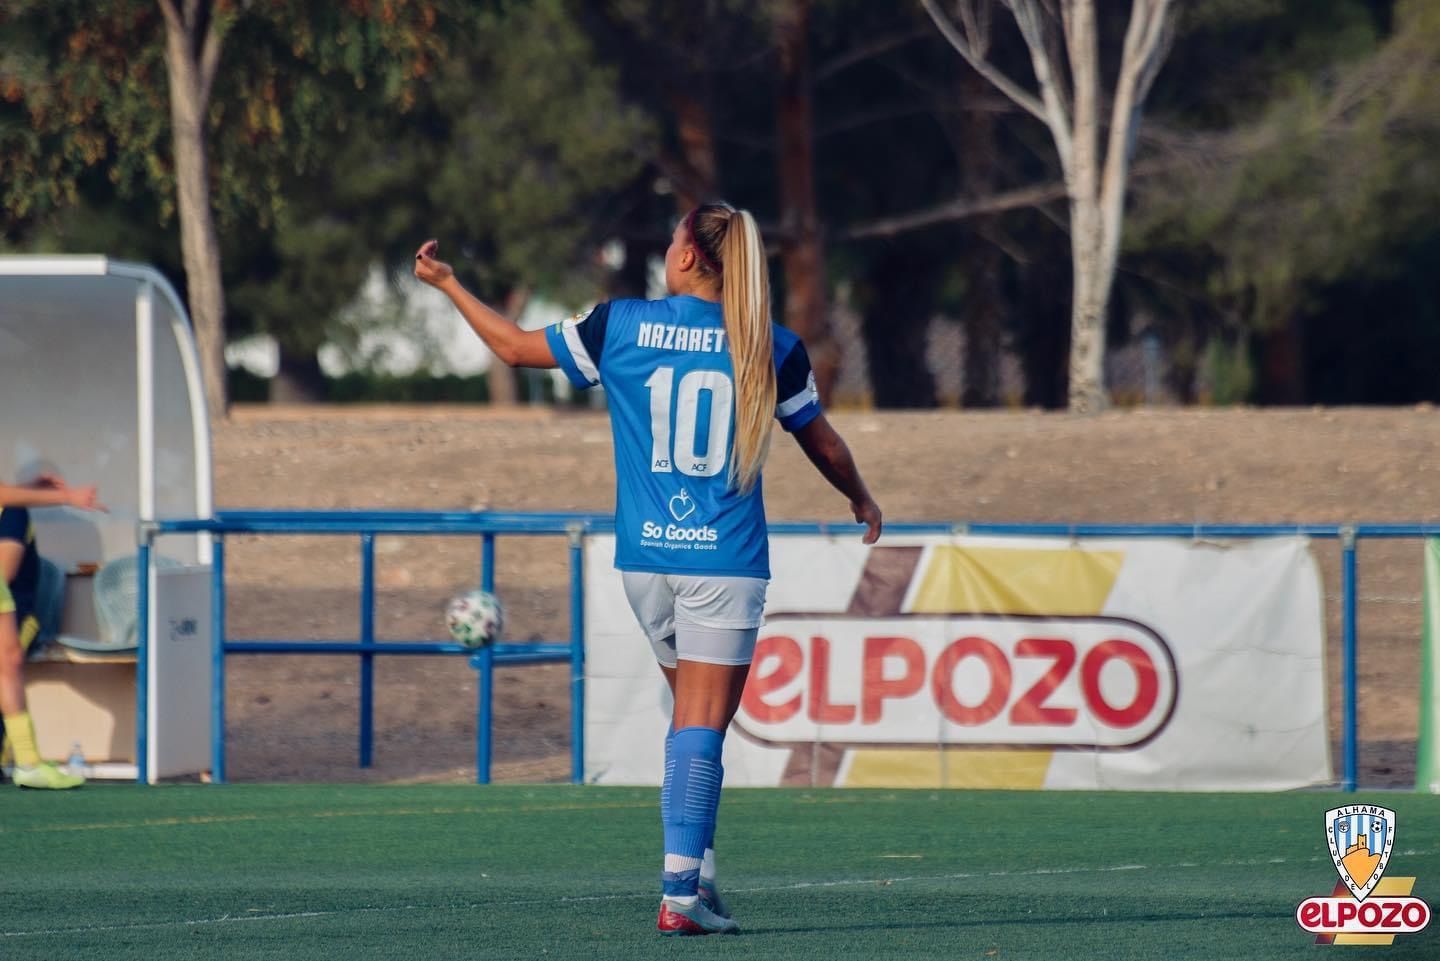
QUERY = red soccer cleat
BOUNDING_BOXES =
[657,897,740,936]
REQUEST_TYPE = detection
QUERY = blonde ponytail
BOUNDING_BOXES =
[717,210,775,495]
[685,203,777,494]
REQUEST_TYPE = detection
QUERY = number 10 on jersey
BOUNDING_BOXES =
[646,366,734,478]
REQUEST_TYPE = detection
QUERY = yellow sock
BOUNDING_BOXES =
[3,712,42,767]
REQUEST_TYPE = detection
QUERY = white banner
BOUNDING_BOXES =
[584,534,1331,791]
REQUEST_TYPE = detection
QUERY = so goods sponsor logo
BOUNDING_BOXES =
[1296,805,1431,944]
[639,490,720,546]
[733,614,1177,748]
[640,521,718,543]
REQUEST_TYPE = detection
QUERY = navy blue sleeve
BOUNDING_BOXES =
[774,336,821,432]
[0,506,29,544]
[546,302,612,389]
[577,302,610,367]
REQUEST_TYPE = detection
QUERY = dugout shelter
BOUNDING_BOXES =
[0,256,213,782]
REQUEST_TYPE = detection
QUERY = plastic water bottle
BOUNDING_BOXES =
[66,742,87,778]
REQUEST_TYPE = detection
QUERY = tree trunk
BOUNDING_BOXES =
[160,1,228,422]
[1019,241,1071,409]
[1256,316,1306,404]
[860,244,938,408]
[774,0,838,403]
[1061,0,1109,414]
[1067,198,1111,413]
[924,0,1176,414]
[271,346,327,404]
[668,93,718,212]
[962,269,1003,407]
[958,68,1004,408]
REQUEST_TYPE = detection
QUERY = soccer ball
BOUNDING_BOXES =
[445,589,504,648]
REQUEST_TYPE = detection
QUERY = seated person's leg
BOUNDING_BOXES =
[31,556,65,649]
[0,588,82,789]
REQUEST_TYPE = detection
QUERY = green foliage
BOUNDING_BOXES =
[1127,0,1440,401]
[418,0,652,302]
[1202,335,1254,405]
[2,0,649,381]
[0,2,169,224]
[0,0,449,232]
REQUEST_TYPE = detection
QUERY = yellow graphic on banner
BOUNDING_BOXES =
[909,545,1124,617]
[845,748,1054,789]
[841,544,1125,789]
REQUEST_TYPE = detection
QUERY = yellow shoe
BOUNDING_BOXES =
[13,761,84,790]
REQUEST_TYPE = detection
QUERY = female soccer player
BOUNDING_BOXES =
[414,202,882,935]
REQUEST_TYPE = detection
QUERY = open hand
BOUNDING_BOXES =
[413,239,455,288]
[852,497,882,544]
[66,485,105,512]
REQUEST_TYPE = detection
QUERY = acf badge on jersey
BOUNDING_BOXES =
[1297,805,1431,944]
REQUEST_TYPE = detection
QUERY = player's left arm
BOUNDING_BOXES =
[791,415,882,544]
[412,240,557,369]
[772,334,881,544]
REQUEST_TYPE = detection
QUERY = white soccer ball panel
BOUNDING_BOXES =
[445,589,504,648]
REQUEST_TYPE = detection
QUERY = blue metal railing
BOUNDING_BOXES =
[136,512,1440,790]
[140,511,593,786]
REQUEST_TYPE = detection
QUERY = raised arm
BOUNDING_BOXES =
[790,414,882,544]
[413,240,557,369]
[0,477,102,511]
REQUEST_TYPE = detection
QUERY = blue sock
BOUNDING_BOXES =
[660,726,724,898]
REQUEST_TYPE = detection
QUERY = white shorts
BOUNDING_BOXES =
[620,572,768,668]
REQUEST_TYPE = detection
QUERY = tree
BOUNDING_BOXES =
[921,0,1176,411]
[1,0,452,418]
[157,0,225,421]
[214,0,649,405]
[774,0,839,398]
[809,0,1019,408]
[586,1,852,397]
[1127,0,1440,404]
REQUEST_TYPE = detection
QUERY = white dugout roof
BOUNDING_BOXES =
[0,256,212,565]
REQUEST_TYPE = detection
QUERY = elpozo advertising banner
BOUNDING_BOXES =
[583,534,1331,791]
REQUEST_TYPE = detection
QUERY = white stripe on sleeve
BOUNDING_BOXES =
[776,371,818,418]
[562,320,600,385]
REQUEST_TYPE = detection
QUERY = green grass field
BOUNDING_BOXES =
[2,785,1437,960]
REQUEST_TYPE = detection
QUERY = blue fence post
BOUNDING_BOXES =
[135,535,152,784]
[474,645,494,784]
[482,532,496,593]
[568,523,585,785]
[211,537,227,784]
[359,532,377,768]
[476,532,496,783]
[1341,525,1358,792]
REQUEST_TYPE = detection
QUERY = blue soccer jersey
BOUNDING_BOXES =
[546,295,821,579]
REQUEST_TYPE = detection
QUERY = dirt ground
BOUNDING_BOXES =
[214,404,1440,788]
